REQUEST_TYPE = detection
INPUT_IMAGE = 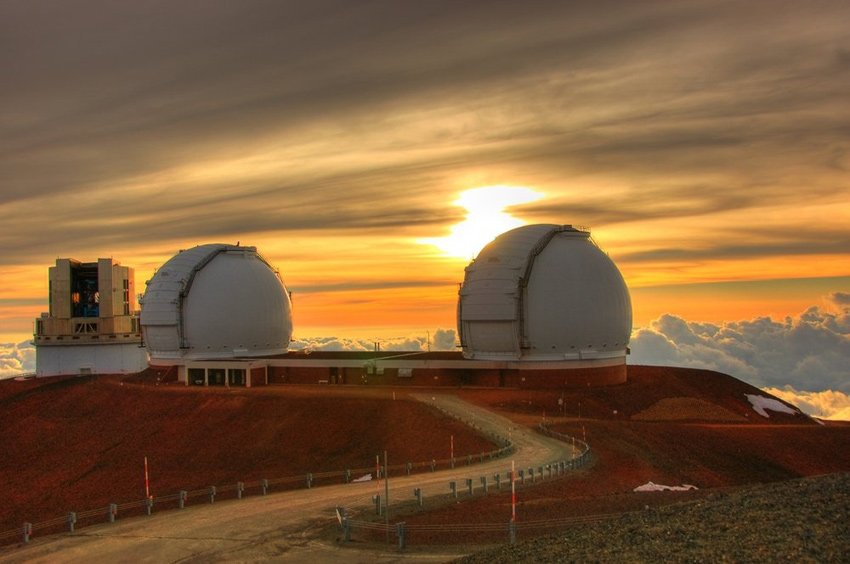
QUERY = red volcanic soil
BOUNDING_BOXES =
[390,366,850,543]
[2,365,848,546]
[0,376,493,534]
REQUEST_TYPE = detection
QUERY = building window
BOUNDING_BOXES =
[228,368,246,386]
[208,368,226,386]
[71,263,99,318]
[123,279,130,315]
[188,368,206,386]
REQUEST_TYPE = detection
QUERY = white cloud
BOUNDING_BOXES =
[0,340,35,378]
[763,386,850,421]
[289,328,458,353]
[630,300,850,393]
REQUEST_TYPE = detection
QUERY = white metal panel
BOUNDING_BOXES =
[183,248,292,358]
[36,343,149,376]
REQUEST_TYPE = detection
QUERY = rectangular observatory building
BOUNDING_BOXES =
[34,258,149,376]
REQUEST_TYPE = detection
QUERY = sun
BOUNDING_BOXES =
[421,185,543,259]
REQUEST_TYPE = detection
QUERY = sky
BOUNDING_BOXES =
[1,1,849,414]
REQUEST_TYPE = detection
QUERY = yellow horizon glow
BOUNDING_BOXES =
[418,185,543,259]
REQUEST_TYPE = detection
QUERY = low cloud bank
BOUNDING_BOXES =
[630,294,850,419]
[763,387,850,421]
[289,328,458,353]
[0,340,35,378]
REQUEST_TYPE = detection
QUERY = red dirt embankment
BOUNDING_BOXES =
[0,376,493,532]
[395,366,850,537]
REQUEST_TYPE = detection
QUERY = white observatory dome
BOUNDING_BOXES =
[140,244,292,360]
[458,224,631,361]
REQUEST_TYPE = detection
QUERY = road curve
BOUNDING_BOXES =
[0,394,577,563]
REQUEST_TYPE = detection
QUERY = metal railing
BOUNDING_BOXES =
[337,425,594,549]
[0,435,515,547]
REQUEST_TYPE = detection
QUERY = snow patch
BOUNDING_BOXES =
[634,481,698,492]
[746,394,798,418]
[352,473,373,483]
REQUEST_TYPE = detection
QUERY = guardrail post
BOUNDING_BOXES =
[145,498,153,515]
[237,481,245,499]
[538,465,544,479]
[466,478,473,496]
[406,462,412,476]
[396,522,406,551]
[547,464,553,479]
[519,469,525,485]
[481,476,488,494]
[22,522,32,544]
[306,473,313,489]
[209,486,217,504]
[343,513,351,541]
[430,459,436,472]
[179,490,187,509]
[344,469,351,484]
[449,481,457,499]
[336,506,351,542]
[414,487,423,507]
[372,494,382,515]
[495,473,502,490]
[529,467,535,483]
[261,479,269,495]
[509,520,516,545]
[67,511,77,532]
[108,503,118,522]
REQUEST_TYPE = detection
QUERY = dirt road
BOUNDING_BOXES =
[0,394,576,563]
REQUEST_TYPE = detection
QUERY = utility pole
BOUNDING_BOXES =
[384,450,390,544]
[144,456,151,500]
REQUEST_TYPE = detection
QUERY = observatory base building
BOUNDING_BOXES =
[141,227,631,389]
[34,258,148,376]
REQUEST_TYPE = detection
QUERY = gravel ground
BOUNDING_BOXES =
[457,473,850,563]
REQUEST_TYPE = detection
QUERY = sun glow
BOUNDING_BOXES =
[421,185,543,259]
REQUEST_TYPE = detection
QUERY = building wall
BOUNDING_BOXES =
[36,343,149,376]
[264,362,626,388]
[269,366,333,384]
[250,366,267,387]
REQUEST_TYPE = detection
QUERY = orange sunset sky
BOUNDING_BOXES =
[1,0,849,368]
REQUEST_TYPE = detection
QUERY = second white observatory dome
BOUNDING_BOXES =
[458,224,632,362]
[140,244,292,360]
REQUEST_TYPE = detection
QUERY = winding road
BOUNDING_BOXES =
[0,394,577,563]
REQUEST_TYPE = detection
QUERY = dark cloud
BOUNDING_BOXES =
[619,235,850,263]
[829,292,850,307]
[289,280,454,294]
[2,0,849,274]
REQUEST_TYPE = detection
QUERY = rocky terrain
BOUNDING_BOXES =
[458,473,850,563]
